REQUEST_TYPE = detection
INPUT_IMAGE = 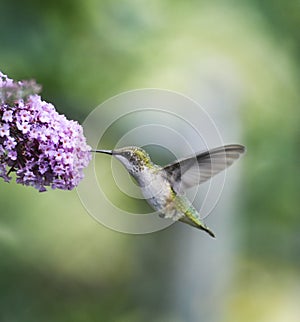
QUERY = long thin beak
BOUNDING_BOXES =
[91,149,113,155]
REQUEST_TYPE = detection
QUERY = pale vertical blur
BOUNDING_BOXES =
[0,1,299,322]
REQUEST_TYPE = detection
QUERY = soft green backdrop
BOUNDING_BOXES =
[0,1,299,321]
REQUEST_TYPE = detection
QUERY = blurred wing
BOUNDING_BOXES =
[163,144,245,193]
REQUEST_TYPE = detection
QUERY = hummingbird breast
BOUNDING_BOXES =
[135,168,173,213]
[135,168,198,223]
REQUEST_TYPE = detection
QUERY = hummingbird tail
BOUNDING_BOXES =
[178,216,216,238]
[199,224,216,238]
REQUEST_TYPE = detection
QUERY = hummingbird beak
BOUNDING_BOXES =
[91,149,113,155]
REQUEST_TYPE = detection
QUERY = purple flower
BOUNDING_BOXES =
[18,110,31,122]
[4,137,17,149]
[16,121,31,134]
[0,71,91,191]
[0,123,10,137]
[8,150,17,161]
[2,110,13,122]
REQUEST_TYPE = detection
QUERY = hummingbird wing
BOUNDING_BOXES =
[163,144,245,193]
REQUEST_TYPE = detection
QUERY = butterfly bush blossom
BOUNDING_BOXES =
[0,71,91,191]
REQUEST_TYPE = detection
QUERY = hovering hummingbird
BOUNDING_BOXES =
[93,144,245,237]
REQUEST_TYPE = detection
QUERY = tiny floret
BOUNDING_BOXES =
[0,71,91,191]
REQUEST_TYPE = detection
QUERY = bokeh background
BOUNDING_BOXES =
[0,1,299,321]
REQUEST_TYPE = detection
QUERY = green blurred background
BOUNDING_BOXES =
[0,1,299,321]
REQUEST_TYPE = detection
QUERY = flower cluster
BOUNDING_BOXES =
[0,71,91,191]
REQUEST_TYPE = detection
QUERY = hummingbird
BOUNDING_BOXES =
[93,144,245,237]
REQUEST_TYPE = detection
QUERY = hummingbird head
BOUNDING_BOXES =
[93,146,153,175]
